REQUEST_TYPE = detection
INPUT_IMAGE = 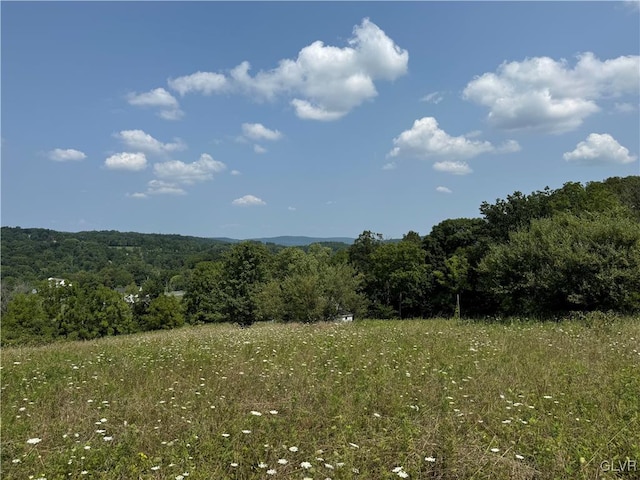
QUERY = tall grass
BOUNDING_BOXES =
[2,318,639,479]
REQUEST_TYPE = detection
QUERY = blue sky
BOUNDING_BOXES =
[2,2,639,239]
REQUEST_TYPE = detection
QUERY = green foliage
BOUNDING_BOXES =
[183,261,226,324]
[256,246,366,323]
[141,295,185,331]
[219,242,271,326]
[1,292,53,345]
[479,212,640,316]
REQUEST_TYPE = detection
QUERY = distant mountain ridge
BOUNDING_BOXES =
[213,236,355,246]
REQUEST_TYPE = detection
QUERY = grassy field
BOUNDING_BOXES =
[2,318,639,480]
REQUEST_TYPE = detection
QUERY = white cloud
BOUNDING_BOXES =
[290,99,347,121]
[127,192,148,199]
[105,152,147,171]
[127,88,184,120]
[436,186,453,193]
[242,123,283,141]
[253,144,267,154]
[421,91,444,104]
[433,161,472,175]
[146,179,186,195]
[115,129,186,155]
[382,161,397,170]
[232,194,266,206]
[230,169,241,176]
[288,206,296,211]
[614,102,637,113]
[168,18,408,120]
[48,148,86,162]
[463,52,640,133]
[168,71,228,96]
[563,133,637,165]
[388,117,517,160]
[154,153,226,184]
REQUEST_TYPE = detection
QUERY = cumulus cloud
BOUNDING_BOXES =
[232,194,266,206]
[230,169,241,176]
[168,71,228,96]
[288,206,297,211]
[115,129,186,155]
[168,18,408,120]
[48,148,86,162]
[388,117,519,161]
[127,88,184,120]
[154,153,226,184]
[105,152,147,171]
[563,133,637,165]
[463,52,640,133]
[433,161,472,175]
[436,186,453,193]
[242,123,283,141]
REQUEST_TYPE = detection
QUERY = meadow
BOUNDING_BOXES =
[2,318,639,480]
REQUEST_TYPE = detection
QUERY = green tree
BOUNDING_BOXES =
[220,242,271,326]
[1,292,53,345]
[183,261,225,324]
[479,212,640,316]
[255,247,365,323]
[141,295,185,331]
[89,285,136,336]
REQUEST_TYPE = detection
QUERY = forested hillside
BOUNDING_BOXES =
[2,176,638,345]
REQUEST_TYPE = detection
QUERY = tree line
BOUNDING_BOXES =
[1,175,638,345]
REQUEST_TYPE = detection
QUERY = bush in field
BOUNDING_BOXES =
[1,292,54,345]
[141,295,184,331]
[480,212,640,316]
[256,245,365,322]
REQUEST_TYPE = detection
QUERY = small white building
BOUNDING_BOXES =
[336,312,354,322]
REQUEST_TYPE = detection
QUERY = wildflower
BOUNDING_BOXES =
[230,463,238,467]
[289,446,299,452]
[325,463,334,469]
[258,462,268,468]
[266,469,276,475]
[103,436,114,441]
[84,446,91,450]
[277,459,288,465]
[12,459,21,464]
[27,438,42,445]
[222,433,230,437]
[151,466,160,470]
[81,471,88,475]
[300,461,312,469]
[269,410,278,415]
[250,411,262,416]
[100,418,107,423]
[515,454,525,460]
[373,413,381,418]
[425,456,436,462]
[241,430,251,434]
[490,448,500,453]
